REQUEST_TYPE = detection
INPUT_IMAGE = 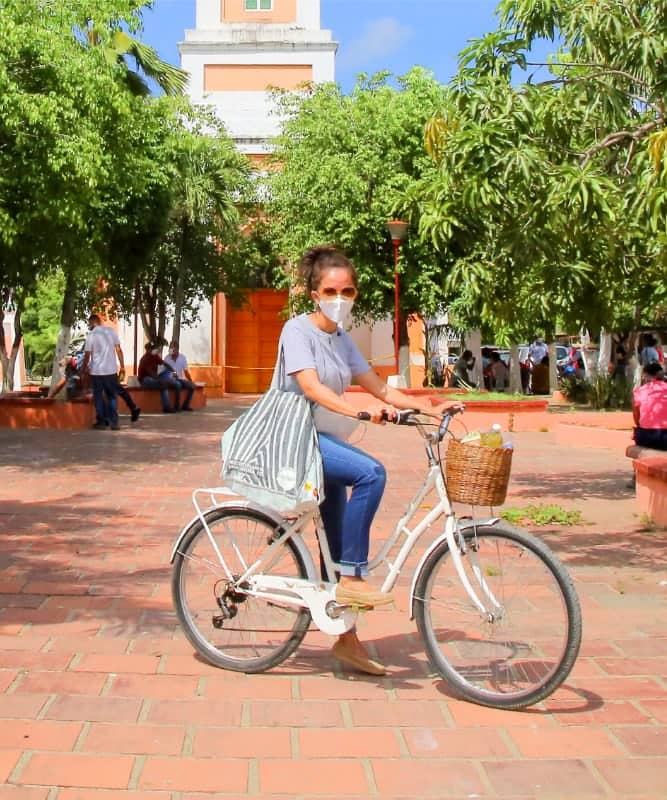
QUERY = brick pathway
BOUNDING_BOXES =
[1,400,666,799]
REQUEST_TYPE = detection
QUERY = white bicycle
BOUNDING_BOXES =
[171,406,582,709]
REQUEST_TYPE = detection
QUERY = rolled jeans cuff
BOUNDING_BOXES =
[338,562,369,578]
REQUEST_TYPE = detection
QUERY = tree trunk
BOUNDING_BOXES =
[544,324,558,394]
[598,328,612,376]
[579,327,595,378]
[157,294,167,347]
[467,328,483,389]
[547,342,559,395]
[509,344,521,393]
[138,285,157,343]
[628,306,642,387]
[49,272,77,391]
[0,300,24,394]
[171,222,188,346]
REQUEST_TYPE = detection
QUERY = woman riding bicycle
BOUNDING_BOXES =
[277,245,442,675]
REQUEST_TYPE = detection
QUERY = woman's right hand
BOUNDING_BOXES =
[363,406,396,424]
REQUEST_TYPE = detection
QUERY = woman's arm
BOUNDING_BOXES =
[293,369,393,424]
[355,369,436,414]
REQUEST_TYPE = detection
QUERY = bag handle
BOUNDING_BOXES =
[270,344,286,391]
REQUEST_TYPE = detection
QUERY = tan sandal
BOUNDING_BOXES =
[335,584,393,608]
[332,640,387,676]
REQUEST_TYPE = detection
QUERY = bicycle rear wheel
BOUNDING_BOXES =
[172,507,312,673]
[414,523,581,709]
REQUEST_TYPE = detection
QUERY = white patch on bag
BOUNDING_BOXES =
[276,466,297,491]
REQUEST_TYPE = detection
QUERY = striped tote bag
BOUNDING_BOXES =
[220,369,324,514]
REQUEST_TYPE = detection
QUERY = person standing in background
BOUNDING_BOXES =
[82,314,124,430]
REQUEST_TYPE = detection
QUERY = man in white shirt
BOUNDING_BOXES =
[82,314,125,429]
[163,341,195,411]
[528,337,548,365]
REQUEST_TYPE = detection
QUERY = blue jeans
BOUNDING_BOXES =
[176,378,195,409]
[634,427,667,450]
[141,375,179,411]
[91,373,119,426]
[318,433,387,577]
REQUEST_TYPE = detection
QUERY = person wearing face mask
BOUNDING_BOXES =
[276,245,445,676]
[163,341,195,412]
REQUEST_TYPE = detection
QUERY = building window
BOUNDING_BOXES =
[245,0,272,10]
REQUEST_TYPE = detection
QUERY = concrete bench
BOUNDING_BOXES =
[0,383,207,429]
[627,444,667,527]
[123,382,207,414]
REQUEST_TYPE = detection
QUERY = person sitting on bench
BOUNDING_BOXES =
[633,362,667,450]
[138,342,180,413]
[163,341,195,412]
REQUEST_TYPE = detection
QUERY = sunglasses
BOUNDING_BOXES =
[318,287,358,300]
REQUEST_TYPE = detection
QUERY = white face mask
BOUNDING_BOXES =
[318,296,354,326]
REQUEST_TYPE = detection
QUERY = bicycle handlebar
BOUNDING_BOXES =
[356,404,465,427]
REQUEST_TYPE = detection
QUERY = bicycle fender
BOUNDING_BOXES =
[169,500,319,581]
[408,517,501,620]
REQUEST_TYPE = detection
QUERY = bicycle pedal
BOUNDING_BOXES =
[336,601,372,611]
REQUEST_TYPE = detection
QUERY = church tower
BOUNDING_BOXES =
[180,0,337,163]
[161,2,338,392]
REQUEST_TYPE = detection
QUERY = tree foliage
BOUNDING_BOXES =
[102,103,251,345]
[0,0,249,388]
[267,69,452,327]
[415,0,667,342]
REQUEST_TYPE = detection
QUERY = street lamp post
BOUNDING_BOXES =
[386,218,409,375]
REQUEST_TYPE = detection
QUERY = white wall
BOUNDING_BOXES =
[195,0,220,29]
[297,0,321,29]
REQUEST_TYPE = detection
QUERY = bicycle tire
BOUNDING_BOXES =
[172,506,312,673]
[414,523,582,709]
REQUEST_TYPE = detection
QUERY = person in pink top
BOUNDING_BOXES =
[633,362,667,450]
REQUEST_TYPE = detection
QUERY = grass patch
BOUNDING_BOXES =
[501,503,584,527]
[457,391,531,402]
[636,512,666,533]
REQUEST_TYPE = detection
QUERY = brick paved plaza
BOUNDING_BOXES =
[1,399,667,799]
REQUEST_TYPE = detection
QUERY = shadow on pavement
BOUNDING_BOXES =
[511,469,634,501]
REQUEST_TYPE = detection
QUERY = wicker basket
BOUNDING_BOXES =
[445,439,513,506]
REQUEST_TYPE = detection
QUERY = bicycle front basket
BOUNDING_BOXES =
[445,439,513,506]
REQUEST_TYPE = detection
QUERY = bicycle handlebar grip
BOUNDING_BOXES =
[356,410,392,422]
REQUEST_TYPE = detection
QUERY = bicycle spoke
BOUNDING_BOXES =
[173,509,311,672]
[415,525,580,708]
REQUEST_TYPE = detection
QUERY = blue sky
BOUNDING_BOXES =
[139,0,556,91]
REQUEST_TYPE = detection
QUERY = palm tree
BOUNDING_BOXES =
[168,132,247,343]
[86,25,188,97]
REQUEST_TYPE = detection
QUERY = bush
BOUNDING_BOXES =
[560,372,632,409]
[559,374,590,404]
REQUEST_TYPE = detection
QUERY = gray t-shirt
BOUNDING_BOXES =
[277,314,370,437]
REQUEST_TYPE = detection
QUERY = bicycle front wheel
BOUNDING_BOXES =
[414,523,581,709]
[172,507,312,673]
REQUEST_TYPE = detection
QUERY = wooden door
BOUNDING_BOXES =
[225,289,289,393]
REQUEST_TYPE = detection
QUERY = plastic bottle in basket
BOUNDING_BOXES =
[479,423,503,448]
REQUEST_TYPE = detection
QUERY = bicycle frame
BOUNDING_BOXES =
[171,419,503,636]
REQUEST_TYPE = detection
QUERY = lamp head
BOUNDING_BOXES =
[386,218,408,244]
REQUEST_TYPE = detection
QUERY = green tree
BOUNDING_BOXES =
[103,104,251,346]
[268,68,452,342]
[415,0,667,354]
[0,0,172,389]
[22,271,66,378]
